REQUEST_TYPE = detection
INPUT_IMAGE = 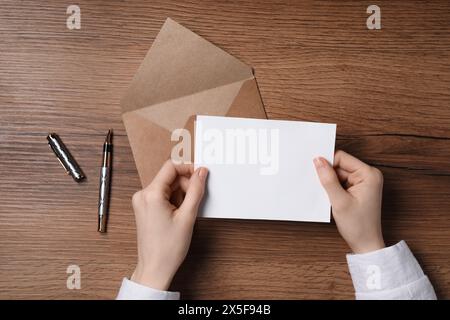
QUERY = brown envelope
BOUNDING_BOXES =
[121,18,267,187]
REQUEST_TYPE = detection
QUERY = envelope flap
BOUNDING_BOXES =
[123,79,246,132]
[122,78,267,187]
[121,18,254,113]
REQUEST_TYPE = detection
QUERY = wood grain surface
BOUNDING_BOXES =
[1,0,449,299]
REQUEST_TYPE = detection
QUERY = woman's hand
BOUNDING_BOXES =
[314,150,385,254]
[130,160,208,290]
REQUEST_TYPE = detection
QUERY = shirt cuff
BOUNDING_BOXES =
[116,278,180,300]
[346,240,436,300]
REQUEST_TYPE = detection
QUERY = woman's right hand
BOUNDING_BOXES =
[314,150,385,254]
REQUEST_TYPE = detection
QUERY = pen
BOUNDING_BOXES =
[47,133,85,182]
[98,129,113,233]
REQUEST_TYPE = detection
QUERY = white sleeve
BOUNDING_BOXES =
[116,278,180,300]
[346,240,437,300]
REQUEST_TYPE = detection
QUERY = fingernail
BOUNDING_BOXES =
[198,167,208,182]
[314,157,326,169]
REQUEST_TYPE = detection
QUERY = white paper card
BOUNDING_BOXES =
[194,116,336,223]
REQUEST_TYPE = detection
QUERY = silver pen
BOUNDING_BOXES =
[98,129,113,233]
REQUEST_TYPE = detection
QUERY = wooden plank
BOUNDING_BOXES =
[0,0,449,299]
[1,133,449,299]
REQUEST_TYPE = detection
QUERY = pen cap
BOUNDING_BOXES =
[47,133,85,182]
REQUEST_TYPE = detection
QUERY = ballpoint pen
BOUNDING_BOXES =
[98,129,113,233]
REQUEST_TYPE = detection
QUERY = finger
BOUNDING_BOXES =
[171,176,180,191]
[314,157,351,208]
[178,176,190,193]
[171,176,194,208]
[346,170,366,187]
[334,150,369,173]
[170,188,185,208]
[152,160,194,188]
[171,176,190,193]
[179,167,208,220]
[335,168,350,182]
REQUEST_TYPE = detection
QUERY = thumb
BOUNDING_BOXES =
[179,167,208,218]
[314,157,350,209]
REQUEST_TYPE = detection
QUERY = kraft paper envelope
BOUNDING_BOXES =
[121,18,267,187]
[195,116,336,223]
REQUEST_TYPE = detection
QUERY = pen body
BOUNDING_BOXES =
[98,137,112,233]
[98,166,111,232]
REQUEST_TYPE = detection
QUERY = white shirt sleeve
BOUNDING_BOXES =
[346,240,437,300]
[116,278,180,300]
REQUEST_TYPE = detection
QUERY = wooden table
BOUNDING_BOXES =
[1,0,449,299]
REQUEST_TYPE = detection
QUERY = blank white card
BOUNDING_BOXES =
[194,116,336,223]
